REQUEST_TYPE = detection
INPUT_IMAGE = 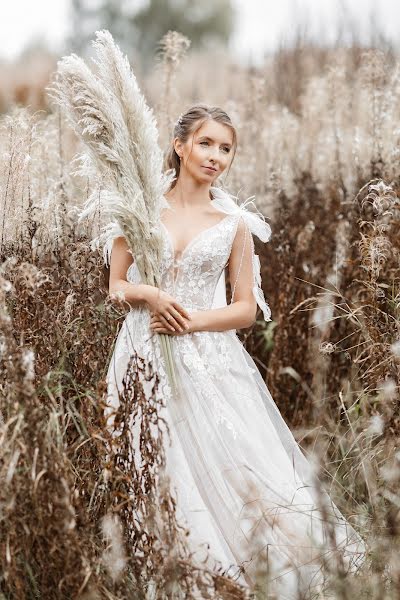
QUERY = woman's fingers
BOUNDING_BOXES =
[158,313,177,331]
[168,307,190,330]
[151,326,179,336]
[150,304,191,332]
[158,312,185,332]
[150,319,185,336]
[152,312,181,332]
[173,302,191,321]
[151,316,188,333]
[169,308,188,330]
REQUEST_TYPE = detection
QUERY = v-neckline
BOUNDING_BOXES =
[160,213,233,261]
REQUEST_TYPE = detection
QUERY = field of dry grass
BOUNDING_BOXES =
[0,34,399,599]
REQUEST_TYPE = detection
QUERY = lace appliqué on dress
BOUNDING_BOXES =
[175,330,246,440]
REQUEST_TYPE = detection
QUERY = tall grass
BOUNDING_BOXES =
[0,34,399,598]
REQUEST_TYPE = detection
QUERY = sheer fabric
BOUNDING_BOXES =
[105,188,367,598]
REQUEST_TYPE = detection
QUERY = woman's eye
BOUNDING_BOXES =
[200,141,230,153]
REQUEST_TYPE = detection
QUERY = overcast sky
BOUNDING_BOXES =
[1,0,399,64]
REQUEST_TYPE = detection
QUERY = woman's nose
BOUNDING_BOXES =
[209,147,219,161]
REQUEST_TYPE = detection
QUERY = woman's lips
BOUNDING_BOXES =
[203,166,217,173]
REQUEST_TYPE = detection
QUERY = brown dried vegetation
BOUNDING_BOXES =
[0,38,399,598]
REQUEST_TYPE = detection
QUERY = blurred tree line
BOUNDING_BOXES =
[68,0,235,66]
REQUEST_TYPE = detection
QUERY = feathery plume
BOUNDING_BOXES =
[46,30,178,393]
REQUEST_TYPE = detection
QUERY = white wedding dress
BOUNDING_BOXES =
[104,187,367,598]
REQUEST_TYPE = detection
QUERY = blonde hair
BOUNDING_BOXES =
[164,103,237,191]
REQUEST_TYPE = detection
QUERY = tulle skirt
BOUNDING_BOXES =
[105,306,367,599]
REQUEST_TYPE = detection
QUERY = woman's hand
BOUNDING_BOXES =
[146,287,191,333]
[149,313,192,335]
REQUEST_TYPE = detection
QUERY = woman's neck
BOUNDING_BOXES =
[167,177,213,208]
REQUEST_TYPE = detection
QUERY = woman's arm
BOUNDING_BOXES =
[188,217,257,332]
[109,237,192,331]
[108,236,155,308]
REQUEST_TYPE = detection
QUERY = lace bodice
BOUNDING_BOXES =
[103,186,272,321]
[127,213,240,312]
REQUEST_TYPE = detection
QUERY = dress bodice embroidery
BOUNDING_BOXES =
[123,213,243,422]
[119,198,271,416]
[101,187,271,321]
[127,212,240,313]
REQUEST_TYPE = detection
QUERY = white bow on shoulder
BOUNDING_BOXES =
[210,186,272,243]
[210,186,272,323]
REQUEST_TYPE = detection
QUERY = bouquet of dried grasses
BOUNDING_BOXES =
[46,29,178,394]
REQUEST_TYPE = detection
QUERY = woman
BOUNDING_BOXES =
[105,104,366,598]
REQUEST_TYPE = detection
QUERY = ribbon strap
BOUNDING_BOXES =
[210,186,272,323]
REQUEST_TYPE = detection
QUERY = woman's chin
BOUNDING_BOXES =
[192,173,214,185]
[200,170,218,183]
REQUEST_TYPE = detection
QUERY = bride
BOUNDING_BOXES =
[104,104,367,598]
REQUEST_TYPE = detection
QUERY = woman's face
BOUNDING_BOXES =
[175,119,234,184]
